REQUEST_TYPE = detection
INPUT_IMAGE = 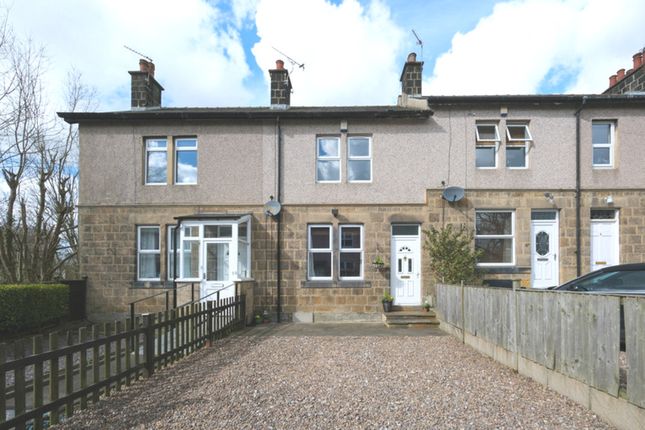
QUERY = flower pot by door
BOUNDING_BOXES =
[382,301,393,312]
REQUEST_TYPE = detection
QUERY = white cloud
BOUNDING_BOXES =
[425,0,645,95]
[252,0,405,106]
[7,0,253,110]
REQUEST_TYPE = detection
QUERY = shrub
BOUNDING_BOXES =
[424,224,482,285]
[0,284,69,332]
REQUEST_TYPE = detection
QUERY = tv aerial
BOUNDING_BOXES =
[411,29,423,60]
[124,45,153,63]
[272,47,305,73]
[442,186,465,203]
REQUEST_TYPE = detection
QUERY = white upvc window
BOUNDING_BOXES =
[475,123,500,169]
[137,226,161,281]
[145,138,167,184]
[339,225,363,280]
[505,123,532,169]
[475,210,515,266]
[308,225,333,280]
[347,137,372,182]
[592,121,615,168]
[179,225,201,280]
[175,138,198,184]
[316,137,341,182]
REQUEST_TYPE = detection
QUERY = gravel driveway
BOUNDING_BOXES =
[54,324,612,429]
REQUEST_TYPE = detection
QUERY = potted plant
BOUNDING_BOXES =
[382,291,394,312]
[422,301,431,312]
[254,314,262,324]
[372,255,385,270]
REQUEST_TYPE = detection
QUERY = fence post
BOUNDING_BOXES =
[207,301,214,345]
[512,280,520,371]
[460,281,465,344]
[143,313,155,377]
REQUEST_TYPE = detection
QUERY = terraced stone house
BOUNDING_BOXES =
[59,51,645,321]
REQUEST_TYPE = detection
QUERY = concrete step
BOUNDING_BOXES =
[382,310,440,328]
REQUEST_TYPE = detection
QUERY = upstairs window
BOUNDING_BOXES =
[339,225,363,279]
[175,138,198,184]
[475,123,500,168]
[475,210,515,266]
[347,137,372,182]
[592,121,614,167]
[138,226,160,280]
[505,124,532,169]
[308,225,333,280]
[316,137,340,182]
[145,139,167,184]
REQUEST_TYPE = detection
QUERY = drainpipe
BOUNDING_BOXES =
[574,96,587,277]
[276,116,282,323]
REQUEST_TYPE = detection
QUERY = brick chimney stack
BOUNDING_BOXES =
[400,52,424,96]
[129,59,164,109]
[269,59,292,108]
[604,50,645,94]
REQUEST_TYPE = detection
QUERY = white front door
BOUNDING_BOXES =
[391,225,421,306]
[201,241,235,301]
[591,209,619,271]
[530,211,559,289]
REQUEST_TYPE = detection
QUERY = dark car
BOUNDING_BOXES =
[550,263,645,351]
[551,263,645,295]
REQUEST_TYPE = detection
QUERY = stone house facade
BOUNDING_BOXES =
[60,53,645,321]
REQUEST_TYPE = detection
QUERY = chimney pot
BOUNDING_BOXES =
[276,59,285,70]
[407,52,417,63]
[633,52,643,69]
[609,74,617,87]
[616,68,625,80]
[139,59,155,77]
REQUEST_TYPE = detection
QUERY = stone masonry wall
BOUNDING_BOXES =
[80,190,645,320]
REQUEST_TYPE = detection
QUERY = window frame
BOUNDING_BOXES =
[591,121,615,168]
[316,136,341,183]
[505,123,532,170]
[475,123,500,169]
[347,136,372,183]
[137,225,161,281]
[474,210,515,267]
[174,137,198,185]
[144,138,168,185]
[167,226,176,280]
[308,224,333,280]
[338,224,363,280]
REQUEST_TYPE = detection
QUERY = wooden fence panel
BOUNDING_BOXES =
[624,297,645,408]
[556,293,590,383]
[463,286,481,336]
[554,293,619,393]
[436,284,462,328]
[589,295,620,396]
[518,291,547,366]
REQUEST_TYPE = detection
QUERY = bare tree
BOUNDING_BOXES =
[0,19,93,282]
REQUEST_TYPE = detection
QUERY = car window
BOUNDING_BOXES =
[573,270,645,291]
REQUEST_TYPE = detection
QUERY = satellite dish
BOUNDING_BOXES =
[264,199,282,216]
[442,186,465,202]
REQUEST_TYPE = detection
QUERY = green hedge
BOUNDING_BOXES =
[0,284,69,332]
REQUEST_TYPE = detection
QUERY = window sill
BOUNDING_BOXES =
[301,280,372,288]
[132,281,174,289]
[478,266,530,274]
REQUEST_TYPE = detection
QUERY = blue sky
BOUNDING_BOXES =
[6,0,645,111]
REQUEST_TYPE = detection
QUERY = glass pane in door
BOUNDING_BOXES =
[205,243,230,281]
